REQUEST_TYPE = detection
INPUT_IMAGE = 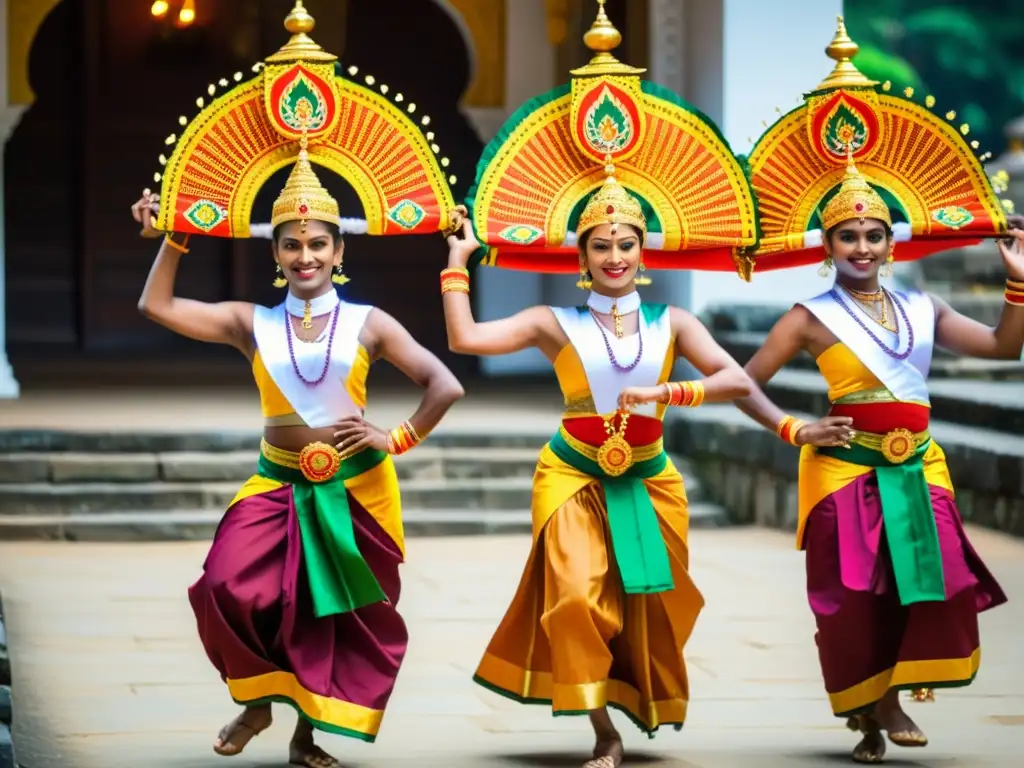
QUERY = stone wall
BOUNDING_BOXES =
[666,407,1024,538]
[0,593,15,768]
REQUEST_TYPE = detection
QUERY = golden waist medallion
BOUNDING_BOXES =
[597,409,634,477]
[878,428,918,464]
[597,433,633,477]
[297,441,342,482]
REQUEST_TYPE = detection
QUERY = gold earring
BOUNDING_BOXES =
[576,263,592,290]
[273,264,288,288]
[818,255,834,278]
[332,263,350,285]
[635,260,652,286]
[880,246,895,278]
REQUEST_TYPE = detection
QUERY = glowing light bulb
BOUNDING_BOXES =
[178,0,196,26]
[151,0,169,18]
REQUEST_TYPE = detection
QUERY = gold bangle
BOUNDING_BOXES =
[776,415,804,445]
[689,381,706,408]
[164,234,190,254]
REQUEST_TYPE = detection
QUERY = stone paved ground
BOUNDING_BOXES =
[0,527,1022,768]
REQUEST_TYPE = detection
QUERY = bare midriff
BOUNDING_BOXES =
[263,424,339,454]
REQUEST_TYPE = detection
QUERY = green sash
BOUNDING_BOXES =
[257,448,389,618]
[548,430,674,595]
[819,439,945,605]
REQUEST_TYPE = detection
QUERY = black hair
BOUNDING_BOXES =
[825,220,893,244]
[272,221,343,247]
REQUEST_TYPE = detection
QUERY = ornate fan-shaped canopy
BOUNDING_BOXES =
[155,1,456,238]
[745,16,1010,273]
[466,0,759,277]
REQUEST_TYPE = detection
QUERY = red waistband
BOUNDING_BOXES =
[828,402,930,434]
[561,414,663,447]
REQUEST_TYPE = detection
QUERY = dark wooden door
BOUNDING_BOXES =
[6,0,481,379]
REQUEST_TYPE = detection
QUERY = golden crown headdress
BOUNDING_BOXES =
[576,158,647,240]
[819,149,892,233]
[271,134,340,231]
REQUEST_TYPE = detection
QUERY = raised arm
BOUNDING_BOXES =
[932,228,1024,361]
[334,308,464,457]
[132,191,254,354]
[441,212,563,359]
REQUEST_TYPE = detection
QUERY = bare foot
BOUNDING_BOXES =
[290,719,343,768]
[875,690,928,747]
[847,715,886,763]
[583,733,624,768]
[213,704,273,756]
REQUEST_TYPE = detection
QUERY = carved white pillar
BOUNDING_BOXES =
[477,0,554,376]
[0,0,24,397]
[648,0,686,94]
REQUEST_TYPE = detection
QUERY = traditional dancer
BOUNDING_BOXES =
[442,6,764,765]
[444,179,753,767]
[130,4,463,765]
[735,18,1021,763]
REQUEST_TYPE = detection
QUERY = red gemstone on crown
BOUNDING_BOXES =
[855,202,864,212]
[606,205,615,215]
[298,203,310,215]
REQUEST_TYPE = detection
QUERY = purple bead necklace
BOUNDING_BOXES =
[285,303,341,386]
[590,308,643,372]
[830,286,915,360]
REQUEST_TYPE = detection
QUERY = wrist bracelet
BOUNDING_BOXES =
[776,415,806,446]
[164,234,190,254]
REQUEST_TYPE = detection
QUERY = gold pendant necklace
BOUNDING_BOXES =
[846,286,892,330]
[597,409,633,477]
[611,300,624,339]
[302,300,313,330]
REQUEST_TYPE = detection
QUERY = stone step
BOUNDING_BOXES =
[764,369,1024,434]
[0,461,707,517]
[0,446,544,485]
[0,477,533,515]
[917,242,1007,286]
[0,502,729,542]
[0,427,554,455]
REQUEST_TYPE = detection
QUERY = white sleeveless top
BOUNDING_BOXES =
[252,299,373,428]
[549,302,674,417]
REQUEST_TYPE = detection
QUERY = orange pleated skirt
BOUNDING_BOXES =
[473,444,705,735]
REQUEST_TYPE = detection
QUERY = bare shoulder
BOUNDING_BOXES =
[925,291,951,314]
[666,305,702,330]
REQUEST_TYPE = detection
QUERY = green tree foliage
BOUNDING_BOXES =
[845,0,1024,156]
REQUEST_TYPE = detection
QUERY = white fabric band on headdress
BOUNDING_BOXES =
[148,203,366,239]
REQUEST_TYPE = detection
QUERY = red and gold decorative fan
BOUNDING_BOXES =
[154,1,456,238]
[746,16,1010,273]
[466,0,759,278]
